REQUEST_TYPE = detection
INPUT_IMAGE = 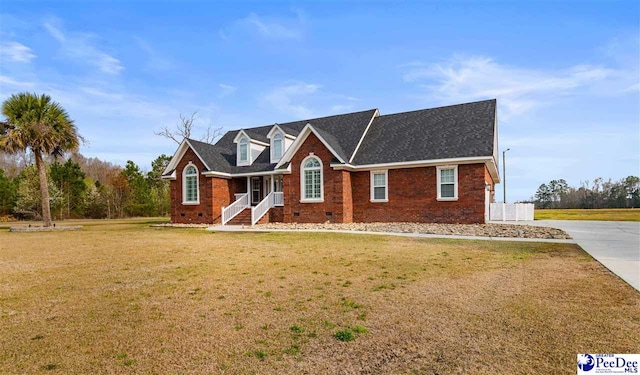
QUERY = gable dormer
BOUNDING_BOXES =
[233,130,268,166]
[267,124,296,164]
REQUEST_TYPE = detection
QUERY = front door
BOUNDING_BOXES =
[251,177,261,205]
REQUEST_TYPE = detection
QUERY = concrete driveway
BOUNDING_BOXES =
[531,220,640,292]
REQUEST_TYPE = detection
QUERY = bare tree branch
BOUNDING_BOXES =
[201,124,224,144]
[155,112,223,144]
[154,112,199,144]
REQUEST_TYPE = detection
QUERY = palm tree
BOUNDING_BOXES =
[1,93,82,227]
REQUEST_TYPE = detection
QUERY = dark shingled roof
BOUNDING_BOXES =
[179,100,496,174]
[352,99,496,165]
[205,109,377,172]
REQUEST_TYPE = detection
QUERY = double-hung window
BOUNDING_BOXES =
[370,170,388,202]
[183,164,199,204]
[437,165,458,200]
[301,156,323,202]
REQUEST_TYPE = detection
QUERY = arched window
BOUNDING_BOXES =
[272,133,283,160]
[183,164,199,204]
[300,155,323,202]
[239,138,248,162]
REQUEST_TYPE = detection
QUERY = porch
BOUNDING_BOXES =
[222,175,284,226]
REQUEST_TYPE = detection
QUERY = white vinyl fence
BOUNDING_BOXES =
[490,203,535,221]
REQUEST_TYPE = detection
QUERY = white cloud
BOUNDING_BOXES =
[218,83,237,98]
[262,82,321,118]
[401,55,622,120]
[135,37,174,72]
[243,12,302,39]
[221,11,305,41]
[0,74,36,90]
[43,19,124,75]
[0,41,36,63]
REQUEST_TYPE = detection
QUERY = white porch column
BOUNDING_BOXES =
[271,175,275,193]
[246,177,250,196]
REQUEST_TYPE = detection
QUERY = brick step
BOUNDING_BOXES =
[227,209,252,225]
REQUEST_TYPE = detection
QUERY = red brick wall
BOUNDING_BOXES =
[351,163,489,224]
[230,178,247,201]
[282,133,353,223]
[170,142,495,224]
[169,147,231,224]
[270,206,284,222]
[339,171,353,222]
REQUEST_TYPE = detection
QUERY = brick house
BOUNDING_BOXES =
[162,99,500,225]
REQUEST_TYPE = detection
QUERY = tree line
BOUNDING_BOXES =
[532,177,640,209]
[1,92,220,225]
[0,152,171,220]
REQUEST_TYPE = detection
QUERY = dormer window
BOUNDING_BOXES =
[239,137,248,163]
[235,130,268,166]
[272,133,283,160]
[267,124,295,164]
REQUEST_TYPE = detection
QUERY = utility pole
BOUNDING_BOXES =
[503,148,510,203]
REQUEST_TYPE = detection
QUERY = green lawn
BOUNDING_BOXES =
[535,208,640,221]
[1,219,638,374]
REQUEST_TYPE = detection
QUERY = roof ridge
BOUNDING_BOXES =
[293,108,378,125]
[231,108,378,132]
[377,99,496,118]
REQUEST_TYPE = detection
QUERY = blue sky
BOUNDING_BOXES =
[1,1,638,201]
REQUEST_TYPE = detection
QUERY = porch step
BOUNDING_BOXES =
[227,208,252,225]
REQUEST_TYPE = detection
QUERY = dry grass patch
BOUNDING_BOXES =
[0,219,638,374]
[535,208,640,221]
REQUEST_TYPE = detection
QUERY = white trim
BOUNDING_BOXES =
[201,171,232,178]
[233,129,251,144]
[267,124,297,140]
[213,168,291,178]
[275,124,346,169]
[436,165,458,201]
[251,139,270,146]
[201,156,493,180]
[370,169,388,202]
[161,170,177,180]
[331,156,490,170]
[232,130,269,146]
[163,139,212,176]
[300,154,324,203]
[331,156,499,184]
[266,124,284,139]
[349,109,379,163]
[182,162,200,205]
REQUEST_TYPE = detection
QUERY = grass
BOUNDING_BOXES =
[535,208,640,221]
[1,218,638,374]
